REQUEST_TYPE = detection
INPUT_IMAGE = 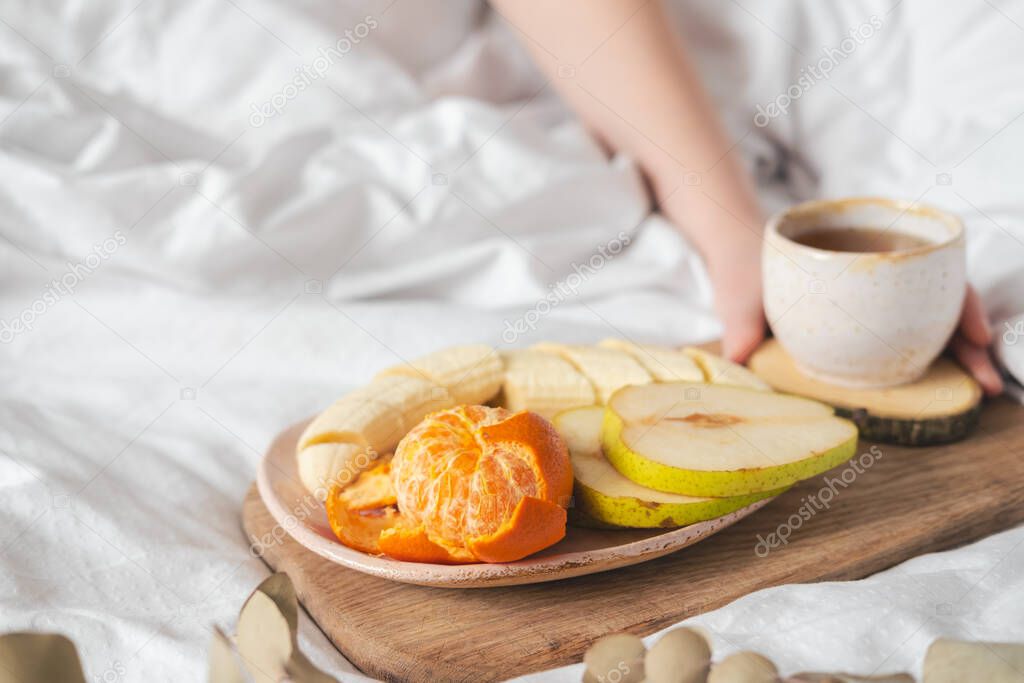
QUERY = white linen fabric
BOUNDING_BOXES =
[1,1,1022,681]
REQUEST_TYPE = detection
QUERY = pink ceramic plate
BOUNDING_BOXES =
[257,420,774,588]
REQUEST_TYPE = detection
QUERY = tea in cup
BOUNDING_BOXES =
[762,197,966,388]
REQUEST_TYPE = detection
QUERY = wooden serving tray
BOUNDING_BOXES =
[242,397,1024,682]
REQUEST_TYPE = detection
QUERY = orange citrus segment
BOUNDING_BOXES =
[338,459,397,511]
[466,496,568,563]
[325,405,573,564]
[389,405,572,562]
[478,410,573,506]
[325,485,399,555]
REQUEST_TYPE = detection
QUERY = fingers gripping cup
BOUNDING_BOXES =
[763,198,966,388]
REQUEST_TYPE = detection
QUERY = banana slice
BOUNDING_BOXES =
[298,375,450,452]
[298,442,378,496]
[532,343,652,403]
[377,344,503,405]
[296,375,455,494]
[599,339,703,382]
[501,349,596,419]
[683,346,770,391]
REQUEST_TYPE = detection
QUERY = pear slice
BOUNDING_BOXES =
[603,383,857,496]
[554,407,783,528]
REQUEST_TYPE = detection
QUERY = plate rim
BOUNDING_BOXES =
[257,419,774,588]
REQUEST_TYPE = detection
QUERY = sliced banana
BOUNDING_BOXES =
[296,375,455,495]
[532,343,651,403]
[684,346,771,391]
[501,349,596,419]
[297,442,376,497]
[298,375,449,452]
[599,339,704,382]
[376,344,504,405]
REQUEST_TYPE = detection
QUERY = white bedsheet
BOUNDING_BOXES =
[2,1,1023,681]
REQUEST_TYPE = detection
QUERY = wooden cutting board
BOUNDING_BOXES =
[241,397,1024,683]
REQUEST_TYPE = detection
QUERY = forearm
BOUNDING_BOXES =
[491,0,762,261]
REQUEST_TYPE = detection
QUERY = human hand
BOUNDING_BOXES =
[950,287,1003,396]
[705,236,766,365]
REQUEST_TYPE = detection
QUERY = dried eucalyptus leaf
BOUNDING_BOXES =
[0,632,87,683]
[787,673,915,682]
[208,626,247,683]
[235,572,338,683]
[285,650,340,683]
[253,572,300,633]
[924,639,1024,683]
[645,628,711,683]
[708,651,778,683]
[583,633,646,683]
[237,589,295,683]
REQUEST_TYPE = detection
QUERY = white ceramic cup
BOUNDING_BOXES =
[763,197,966,388]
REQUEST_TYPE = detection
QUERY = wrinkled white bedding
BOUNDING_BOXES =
[2,1,1023,681]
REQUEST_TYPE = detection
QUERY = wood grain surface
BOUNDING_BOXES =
[241,397,1024,683]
